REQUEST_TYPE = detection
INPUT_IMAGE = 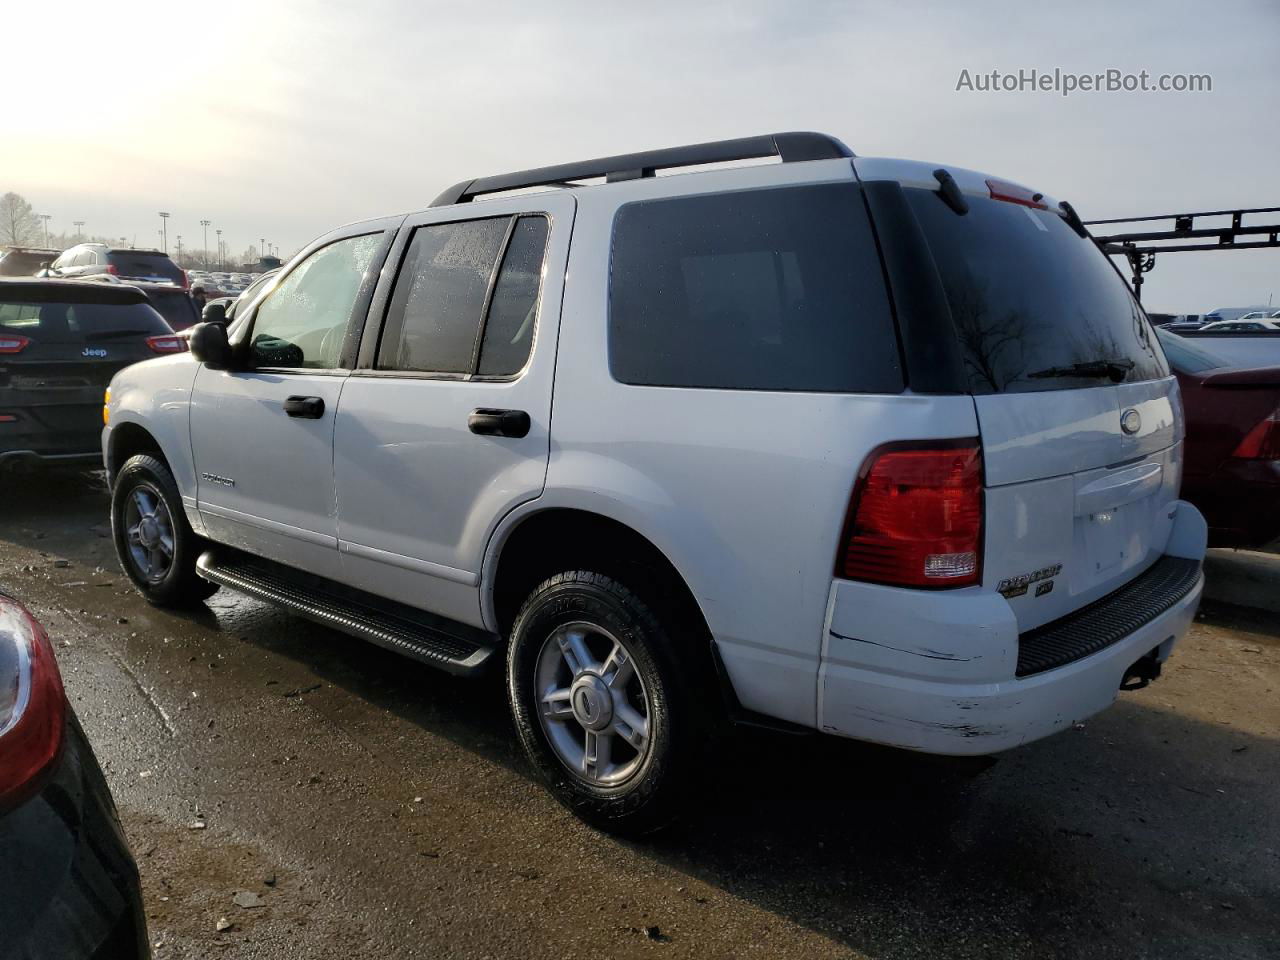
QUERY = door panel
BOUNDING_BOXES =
[191,369,347,580]
[334,195,575,627]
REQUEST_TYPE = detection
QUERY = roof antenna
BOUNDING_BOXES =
[932,169,969,215]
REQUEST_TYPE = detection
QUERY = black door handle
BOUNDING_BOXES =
[468,408,530,438]
[284,395,325,419]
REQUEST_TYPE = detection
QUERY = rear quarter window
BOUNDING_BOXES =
[608,183,903,393]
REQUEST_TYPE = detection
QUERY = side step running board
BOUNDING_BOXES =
[196,549,497,676]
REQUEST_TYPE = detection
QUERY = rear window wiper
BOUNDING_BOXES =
[1025,359,1135,383]
[83,329,155,341]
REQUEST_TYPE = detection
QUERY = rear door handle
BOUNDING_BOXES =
[468,408,530,438]
[284,395,325,419]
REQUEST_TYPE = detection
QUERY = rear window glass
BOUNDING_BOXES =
[609,183,903,393]
[107,252,184,283]
[0,300,169,342]
[145,289,199,331]
[906,189,1168,394]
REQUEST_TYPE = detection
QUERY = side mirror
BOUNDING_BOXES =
[189,321,232,369]
[201,301,227,324]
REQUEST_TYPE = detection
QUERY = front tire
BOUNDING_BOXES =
[507,571,704,835]
[111,454,218,607]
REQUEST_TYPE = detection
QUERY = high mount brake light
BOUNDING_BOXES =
[147,335,188,354]
[0,335,30,354]
[837,441,984,588]
[986,178,1048,210]
[0,595,66,811]
[1232,408,1280,461]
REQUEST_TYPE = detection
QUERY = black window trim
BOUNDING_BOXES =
[235,227,394,375]
[363,211,552,384]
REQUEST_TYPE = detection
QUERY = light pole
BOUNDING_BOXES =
[176,235,183,263]
[37,215,51,247]
[200,220,211,269]
[259,238,265,265]
[73,220,84,241]
[215,229,223,270]
[158,212,170,254]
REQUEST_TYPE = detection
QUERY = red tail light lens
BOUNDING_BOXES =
[146,335,189,354]
[838,441,984,588]
[1232,408,1280,461]
[179,270,190,290]
[0,595,66,810]
[986,178,1048,210]
[105,264,119,276]
[0,335,30,354]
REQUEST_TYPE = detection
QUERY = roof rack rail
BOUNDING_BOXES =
[430,131,854,207]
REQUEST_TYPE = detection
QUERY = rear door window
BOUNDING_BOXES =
[905,189,1168,394]
[378,218,509,374]
[608,183,903,393]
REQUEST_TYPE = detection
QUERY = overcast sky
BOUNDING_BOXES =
[8,0,1278,311]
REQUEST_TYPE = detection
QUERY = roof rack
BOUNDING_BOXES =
[430,132,853,207]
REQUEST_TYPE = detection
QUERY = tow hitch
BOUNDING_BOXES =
[1120,650,1164,691]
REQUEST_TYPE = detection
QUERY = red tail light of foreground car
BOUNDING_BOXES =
[0,594,66,811]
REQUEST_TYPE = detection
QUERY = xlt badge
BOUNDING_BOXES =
[997,563,1062,599]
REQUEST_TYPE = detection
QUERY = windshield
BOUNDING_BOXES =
[1154,328,1229,373]
[906,189,1168,394]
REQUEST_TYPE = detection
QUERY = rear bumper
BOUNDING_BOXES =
[819,573,1201,754]
[818,501,1206,756]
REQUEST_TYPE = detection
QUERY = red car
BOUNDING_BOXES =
[1158,329,1280,547]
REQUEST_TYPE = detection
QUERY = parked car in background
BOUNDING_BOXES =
[0,589,149,958]
[46,244,187,288]
[1157,328,1280,548]
[0,279,186,473]
[1145,312,1176,326]
[105,133,1205,833]
[201,267,280,329]
[0,247,62,277]
[1199,319,1280,333]
[1202,306,1273,324]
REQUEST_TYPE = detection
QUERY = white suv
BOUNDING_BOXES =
[102,133,1207,833]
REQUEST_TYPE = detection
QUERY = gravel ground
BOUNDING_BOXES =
[2,470,1277,959]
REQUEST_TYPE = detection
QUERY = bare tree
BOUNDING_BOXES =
[0,192,41,246]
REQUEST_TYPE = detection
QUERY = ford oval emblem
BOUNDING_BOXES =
[1121,408,1142,435]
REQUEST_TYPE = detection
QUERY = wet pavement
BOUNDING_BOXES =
[2,470,1278,959]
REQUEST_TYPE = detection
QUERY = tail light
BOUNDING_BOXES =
[837,441,984,588]
[1232,408,1280,461]
[986,178,1048,210]
[146,335,188,354]
[105,264,120,276]
[0,594,66,811]
[179,270,190,290]
[0,335,30,354]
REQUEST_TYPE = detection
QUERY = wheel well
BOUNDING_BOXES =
[492,509,712,643]
[108,423,164,480]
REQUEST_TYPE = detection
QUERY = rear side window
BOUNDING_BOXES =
[107,251,183,283]
[608,183,902,393]
[906,189,1169,394]
[0,300,169,342]
[379,215,550,377]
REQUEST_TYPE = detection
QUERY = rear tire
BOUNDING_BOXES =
[507,570,706,836]
[111,454,218,607]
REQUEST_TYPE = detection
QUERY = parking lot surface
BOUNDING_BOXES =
[2,471,1277,959]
